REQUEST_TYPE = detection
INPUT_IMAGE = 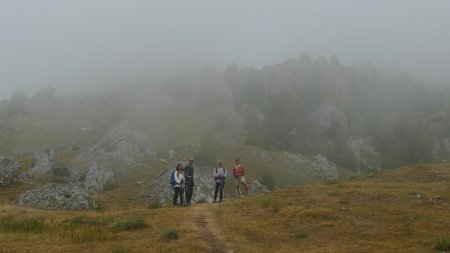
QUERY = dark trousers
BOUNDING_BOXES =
[214,180,225,201]
[185,179,194,204]
[173,187,184,205]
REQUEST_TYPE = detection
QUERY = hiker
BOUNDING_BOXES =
[232,158,249,197]
[184,157,195,205]
[212,160,227,203]
[172,163,185,206]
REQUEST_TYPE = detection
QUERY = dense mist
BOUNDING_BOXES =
[1,1,450,99]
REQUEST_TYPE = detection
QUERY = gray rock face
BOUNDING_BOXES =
[30,146,55,175]
[0,156,22,186]
[312,154,338,180]
[249,180,270,193]
[87,122,155,164]
[84,163,114,193]
[17,183,96,210]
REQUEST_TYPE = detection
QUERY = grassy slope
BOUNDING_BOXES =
[214,162,450,252]
[0,162,448,252]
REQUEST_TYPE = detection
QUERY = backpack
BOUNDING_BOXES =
[169,171,177,186]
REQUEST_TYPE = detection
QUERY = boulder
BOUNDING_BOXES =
[30,146,55,175]
[17,183,96,210]
[87,121,155,164]
[0,156,22,186]
[84,163,115,193]
[249,180,270,193]
[312,154,338,180]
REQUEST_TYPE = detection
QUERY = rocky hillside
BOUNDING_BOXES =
[0,56,449,210]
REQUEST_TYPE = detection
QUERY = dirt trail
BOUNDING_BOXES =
[192,204,234,253]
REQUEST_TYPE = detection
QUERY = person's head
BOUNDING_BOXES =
[188,158,194,166]
[176,163,183,171]
[217,160,224,167]
[235,158,240,165]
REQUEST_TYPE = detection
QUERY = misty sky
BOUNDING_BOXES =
[1,0,449,100]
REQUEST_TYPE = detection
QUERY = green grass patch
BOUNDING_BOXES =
[260,198,273,207]
[112,216,148,232]
[435,238,450,251]
[0,216,49,233]
[162,229,179,240]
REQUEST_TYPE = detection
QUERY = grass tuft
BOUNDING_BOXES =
[162,229,179,240]
[435,238,450,251]
[112,216,148,232]
[0,216,48,233]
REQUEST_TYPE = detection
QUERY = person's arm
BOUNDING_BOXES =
[224,168,228,178]
[213,168,218,177]
[242,166,246,176]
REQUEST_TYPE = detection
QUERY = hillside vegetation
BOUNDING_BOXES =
[1,55,449,176]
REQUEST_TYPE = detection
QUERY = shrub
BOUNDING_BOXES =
[435,238,450,251]
[260,174,276,190]
[261,198,272,207]
[162,229,179,240]
[113,216,148,232]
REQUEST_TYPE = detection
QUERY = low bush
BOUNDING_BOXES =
[162,229,179,240]
[113,216,148,232]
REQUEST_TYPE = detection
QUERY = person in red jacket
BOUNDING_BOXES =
[232,158,249,197]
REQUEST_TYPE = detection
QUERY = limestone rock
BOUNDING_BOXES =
[30,146,55,175]
[249,180,270,193]
[17,183,96,210]
[0,156,22,186]
[87,121,155,164]
[312,154,338,180]
[84,163,115,193]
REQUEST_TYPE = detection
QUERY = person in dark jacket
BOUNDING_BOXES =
[184,158,195,205]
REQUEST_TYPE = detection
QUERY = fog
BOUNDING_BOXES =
[1,0,450,99]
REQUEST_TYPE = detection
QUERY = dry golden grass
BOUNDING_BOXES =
[0,162,449,252]
[214,162,450,252]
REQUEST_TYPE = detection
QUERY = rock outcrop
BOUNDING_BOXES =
[17,183,96,210]
[249,180,270,193]
[0,156,22,186]
[87,122,155,164]
[84,163,115,193]
[312,154,338,180]
[30,146,55,175]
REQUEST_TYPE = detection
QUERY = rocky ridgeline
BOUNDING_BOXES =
[17,183,96,210]
[0,156,24,186]
[86,121,155,164]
